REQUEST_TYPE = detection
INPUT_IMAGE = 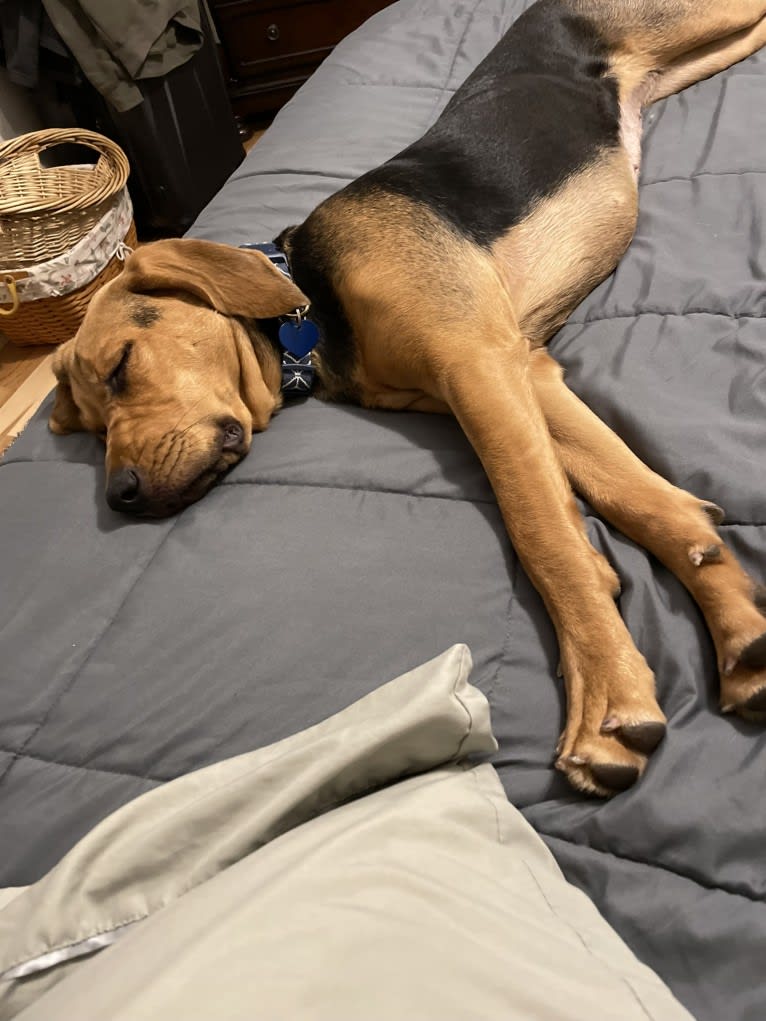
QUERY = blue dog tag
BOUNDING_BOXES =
[279,318,320,357]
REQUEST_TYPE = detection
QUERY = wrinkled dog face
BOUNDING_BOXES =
[49,239,308,517]
[54,290,256,516]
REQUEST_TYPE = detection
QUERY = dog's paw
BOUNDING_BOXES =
[556,713,666,797]
[720,630,766,722]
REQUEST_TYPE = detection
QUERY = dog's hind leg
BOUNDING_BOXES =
[574,1,766,151]
[572,0,766,67]
[530,349,766,719]
[645,12,766,104]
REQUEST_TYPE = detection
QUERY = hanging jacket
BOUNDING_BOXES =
[40,0,203,111]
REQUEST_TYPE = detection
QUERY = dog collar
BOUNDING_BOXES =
[240,242,319,396]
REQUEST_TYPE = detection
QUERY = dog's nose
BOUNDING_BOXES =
[106,467,146,514]
[221,418,245,452]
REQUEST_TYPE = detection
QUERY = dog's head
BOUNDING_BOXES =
[49,239,308,517]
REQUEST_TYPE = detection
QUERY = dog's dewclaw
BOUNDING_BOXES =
[688,543,722,566]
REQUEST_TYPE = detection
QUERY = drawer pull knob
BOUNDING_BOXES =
[266,23,280,41]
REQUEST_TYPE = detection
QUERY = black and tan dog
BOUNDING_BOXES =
[49,0,766,795]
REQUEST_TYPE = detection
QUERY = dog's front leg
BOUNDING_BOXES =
[530,349,766,720]
[439,338,667,796]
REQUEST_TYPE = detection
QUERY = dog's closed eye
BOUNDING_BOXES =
[106,342,133,395]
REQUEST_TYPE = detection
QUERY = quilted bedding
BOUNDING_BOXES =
[0,1,764,1017]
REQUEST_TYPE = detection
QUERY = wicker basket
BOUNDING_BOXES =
[0,128,134,347]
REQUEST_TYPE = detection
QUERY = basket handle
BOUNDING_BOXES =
[0,129,130,216]
[0,128,125,164]
[0,275,20,316]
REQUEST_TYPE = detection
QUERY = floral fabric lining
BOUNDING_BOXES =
[0,188,134,303]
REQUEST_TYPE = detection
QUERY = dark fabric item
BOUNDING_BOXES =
[40,0,203,111]
[0,0,64,88]
[0,0,43,88]
[0,1,765,1018]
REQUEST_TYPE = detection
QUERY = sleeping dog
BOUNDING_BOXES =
[49,0,766,795]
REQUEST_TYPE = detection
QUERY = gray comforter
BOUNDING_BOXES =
[1,1,764,1017]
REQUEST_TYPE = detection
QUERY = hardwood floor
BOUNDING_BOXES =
[0,130,266,457]
[0,339,57,454]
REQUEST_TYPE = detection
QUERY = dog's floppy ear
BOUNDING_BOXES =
[119,238,309,318]
[231,327,279,431]
[49,339,84,434]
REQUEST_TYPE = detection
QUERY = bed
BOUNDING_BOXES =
[1,1,764,1017]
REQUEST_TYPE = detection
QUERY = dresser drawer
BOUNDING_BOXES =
[210,0,396,127]
[213,0,390,81]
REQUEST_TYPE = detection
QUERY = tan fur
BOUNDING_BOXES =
[51,241,304,512]
[529,350,766,725]
[490,148,638,346]
[305,190,516,408]
[51,1,766,795]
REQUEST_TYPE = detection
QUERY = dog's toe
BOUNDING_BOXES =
[739,634,766,670]
[556,733,648,797]
[702,502,725,526]
[619,720,666,755]
[600,712,666,754]
[589,761,640,793]
[743,686,766,713]
[727,681,766,723]
[720,631,766,721]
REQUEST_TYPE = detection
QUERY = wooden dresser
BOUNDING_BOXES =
[209,0,398,130]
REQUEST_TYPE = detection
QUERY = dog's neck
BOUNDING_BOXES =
[280,229,360,405]
[239,315,327,402]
